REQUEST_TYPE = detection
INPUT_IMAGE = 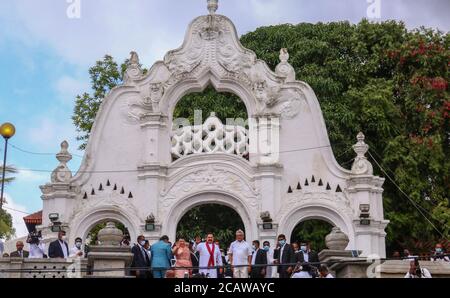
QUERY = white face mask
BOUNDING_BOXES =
[75,242,82,249]
[61,235,67,241]
[139,240,146,246]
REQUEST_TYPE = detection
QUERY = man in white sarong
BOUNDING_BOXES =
[196,233,222,278]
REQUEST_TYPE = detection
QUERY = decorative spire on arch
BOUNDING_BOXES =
[51,141,73,183]
[351,132,373,175]
[207,0,219,15]
[124,51,143,83]
[275,48,296,82]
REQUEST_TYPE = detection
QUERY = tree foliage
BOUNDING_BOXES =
[72,20,449,253]
[0,165,17,239]
[291,220,333,252]
[176,204,245,249]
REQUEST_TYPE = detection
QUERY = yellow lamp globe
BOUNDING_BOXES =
[0,123,16,139]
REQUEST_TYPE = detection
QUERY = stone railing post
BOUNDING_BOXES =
[87,222,134,277]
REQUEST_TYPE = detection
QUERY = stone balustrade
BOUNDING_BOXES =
[0,257,88,278]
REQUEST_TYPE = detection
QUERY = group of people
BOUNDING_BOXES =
[129,230,333,278]
[2,231,85,259]
[390,244,450,279]
[3,229,447,279]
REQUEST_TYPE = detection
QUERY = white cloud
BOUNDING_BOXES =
[55,75,90,103]
[16,168,48,183]
[2,193,29,238]
[27,118,77,149]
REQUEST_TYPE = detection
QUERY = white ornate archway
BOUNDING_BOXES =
[39,1,388,258]
[279,205,355,250]
[71,207,140,246]
[163,192,256,243]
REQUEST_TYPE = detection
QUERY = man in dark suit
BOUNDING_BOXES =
[273,234,296,278]
[10,241,29,258]
[296,242,319,266]
[131,235,151,278]
[48,230,69,258]
[250,240,267,278]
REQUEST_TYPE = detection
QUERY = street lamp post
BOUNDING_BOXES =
[0,122,15,210]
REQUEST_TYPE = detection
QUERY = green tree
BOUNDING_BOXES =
[240,20,449,253]
[291,220,333,252]
[176,204,245,249]
[0,165,17,239]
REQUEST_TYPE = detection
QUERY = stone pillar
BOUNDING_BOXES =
[137,112,169,240]
[39,141,78,240]
[346,132,389,257]
[87,222,134,278]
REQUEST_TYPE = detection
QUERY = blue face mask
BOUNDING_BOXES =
[300,246,307,252]
[436,248,442,253]
[263,246,270,251]
[279,240,286,246]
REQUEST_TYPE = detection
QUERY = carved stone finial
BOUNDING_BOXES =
[279,48,289,62]
[51,141,73,183]
[325,227,349,250]
[97,222,123,246]
[207,0,218,15]
[130,51,139,65]
[275,48,295,82]
[124,51,143,82]
[351,132,373,175]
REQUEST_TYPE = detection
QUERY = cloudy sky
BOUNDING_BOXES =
[0,0,448,238]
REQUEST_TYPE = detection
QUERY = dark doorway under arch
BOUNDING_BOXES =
[290,219,334,252]
[176,204,245,250]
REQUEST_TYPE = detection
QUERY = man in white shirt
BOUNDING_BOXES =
[196,233,222,278]
[228,229,252,278]
[404,259,432,278]
[29,239,46,258]
[69,237,84,258]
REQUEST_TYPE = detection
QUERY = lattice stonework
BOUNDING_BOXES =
[171,115,249,160]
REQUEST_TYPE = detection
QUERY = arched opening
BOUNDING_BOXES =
[176,203,245,250]
[290,219,334,252]
[86,220,130,246]
[173,85,248,123]
[171,85,250,161]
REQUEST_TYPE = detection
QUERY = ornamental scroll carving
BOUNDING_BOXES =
[121,13,308,123]
[159,165,259,209]
[278,191,353,222]
[160,15,304,118]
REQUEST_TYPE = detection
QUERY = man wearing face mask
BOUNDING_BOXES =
[431,243,449,262]
[48,230,69,258]
[273,234,295,278]
[250,240,267,278]
[132,235,152,278]
[69,237,84,258]
[297,242,319,265]
[262,241,274,278]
